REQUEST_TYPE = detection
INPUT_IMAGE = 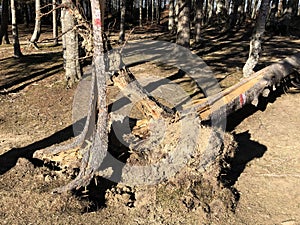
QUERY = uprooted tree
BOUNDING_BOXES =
[33,0,300,193]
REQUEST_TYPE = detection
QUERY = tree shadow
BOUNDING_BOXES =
[0,52,63,93]
[0,123,75,175]
[220,131,267,187]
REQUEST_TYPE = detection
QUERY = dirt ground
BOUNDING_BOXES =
[0,22,300,224]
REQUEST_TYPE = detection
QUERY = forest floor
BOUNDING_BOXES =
[0,21,300,224]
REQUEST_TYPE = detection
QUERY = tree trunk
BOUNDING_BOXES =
[194,0,203,43]
[151,0,155,23]
[156,0,161,24]
[243,0,270,77]
[11,0,23,58]
[139,0,143,27]
[207,0,214,23]
[237,0,245,24]
[42,0,109,193]
[225,0,231,13]
[216,0,227,24]
[61,0,82,88]
[188,53,300,121]
[268,0,279,29]
[0,0,10,45]
[168,0,175,31]
[176,0,191,48]
[52,0,58,46]
[146,0,149,21]
[230,0,243,27]
[251,0,259,19]
[30,0,42,49]
[119,0,126,42]
[284,0,299,18]
[245,0,252,17]
[175,1,179,24]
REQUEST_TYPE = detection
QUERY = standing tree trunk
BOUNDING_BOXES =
[139,0,143,27]
[30,0,42,49]
[225,0,231,13]
[194,0,203,43]
[168,0,175,31]
[243,0,270,77]
[175,1,179,24]
[152,0,155,23]
[52,0,58,46]
[146,0,149,21]
[176,0,191,48]
[207,0,215,23]
[0,0,10,45]
[237,0,245,24]
[245,0,252,18]
[49,0,108,193]
[11,0,23,57]
[119,0,126,42]
[230,0,243,27]
[156,0,161,24]
[268,0,279,29]
[216,0,227,24]
[61,0,82,88]
[251,0,259,19]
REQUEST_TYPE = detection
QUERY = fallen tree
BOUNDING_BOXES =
[33,50,300,192]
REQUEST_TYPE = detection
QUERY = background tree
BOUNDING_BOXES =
[194,0,203,44]
[0,0,10,45]
[168,0,175,31]
[156,0,161,24]
[139,0,143,26]
[53,0,58,46]
[152,0,155,23]
[119,0,126,42]
[176,0,191,48]
[30,0,42,48]
[11,0,23,57]
[61,0,82,87]
[243,0,271,77]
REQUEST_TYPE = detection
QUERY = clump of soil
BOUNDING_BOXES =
[102,116,238,224]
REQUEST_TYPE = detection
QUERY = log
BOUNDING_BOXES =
[183,52,300,121]
[111,67,175,120]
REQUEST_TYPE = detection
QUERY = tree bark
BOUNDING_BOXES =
[151,0,155,23]
[187,53,300,121]
[207,0,214,23]
[216,0,227,24]
[119,0,126,42]
[251,0,259,19]
[245,0,252,17]
[139,0,143,27]
[11,0,23,58]
[30,0,42,49]
[176,0,191,48]
[61,0,82,88]
[52,0,58,46]
[49,0,108,192]
[194,0,203,43]
[0,0,10,45]
[146,0,149,21]
[168,0,175,31]
[243,0,270,77]
[156,0,161,24]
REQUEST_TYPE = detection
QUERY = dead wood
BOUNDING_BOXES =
[184,52,300,121]
[33,51,300,192]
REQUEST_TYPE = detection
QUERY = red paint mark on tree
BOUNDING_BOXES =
[239,93,246,106]
[94,18,102,27]
[94,9,102,27]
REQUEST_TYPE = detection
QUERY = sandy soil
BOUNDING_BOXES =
[0,22,299,224]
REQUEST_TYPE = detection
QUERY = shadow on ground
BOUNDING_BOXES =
[0,51,63,93]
